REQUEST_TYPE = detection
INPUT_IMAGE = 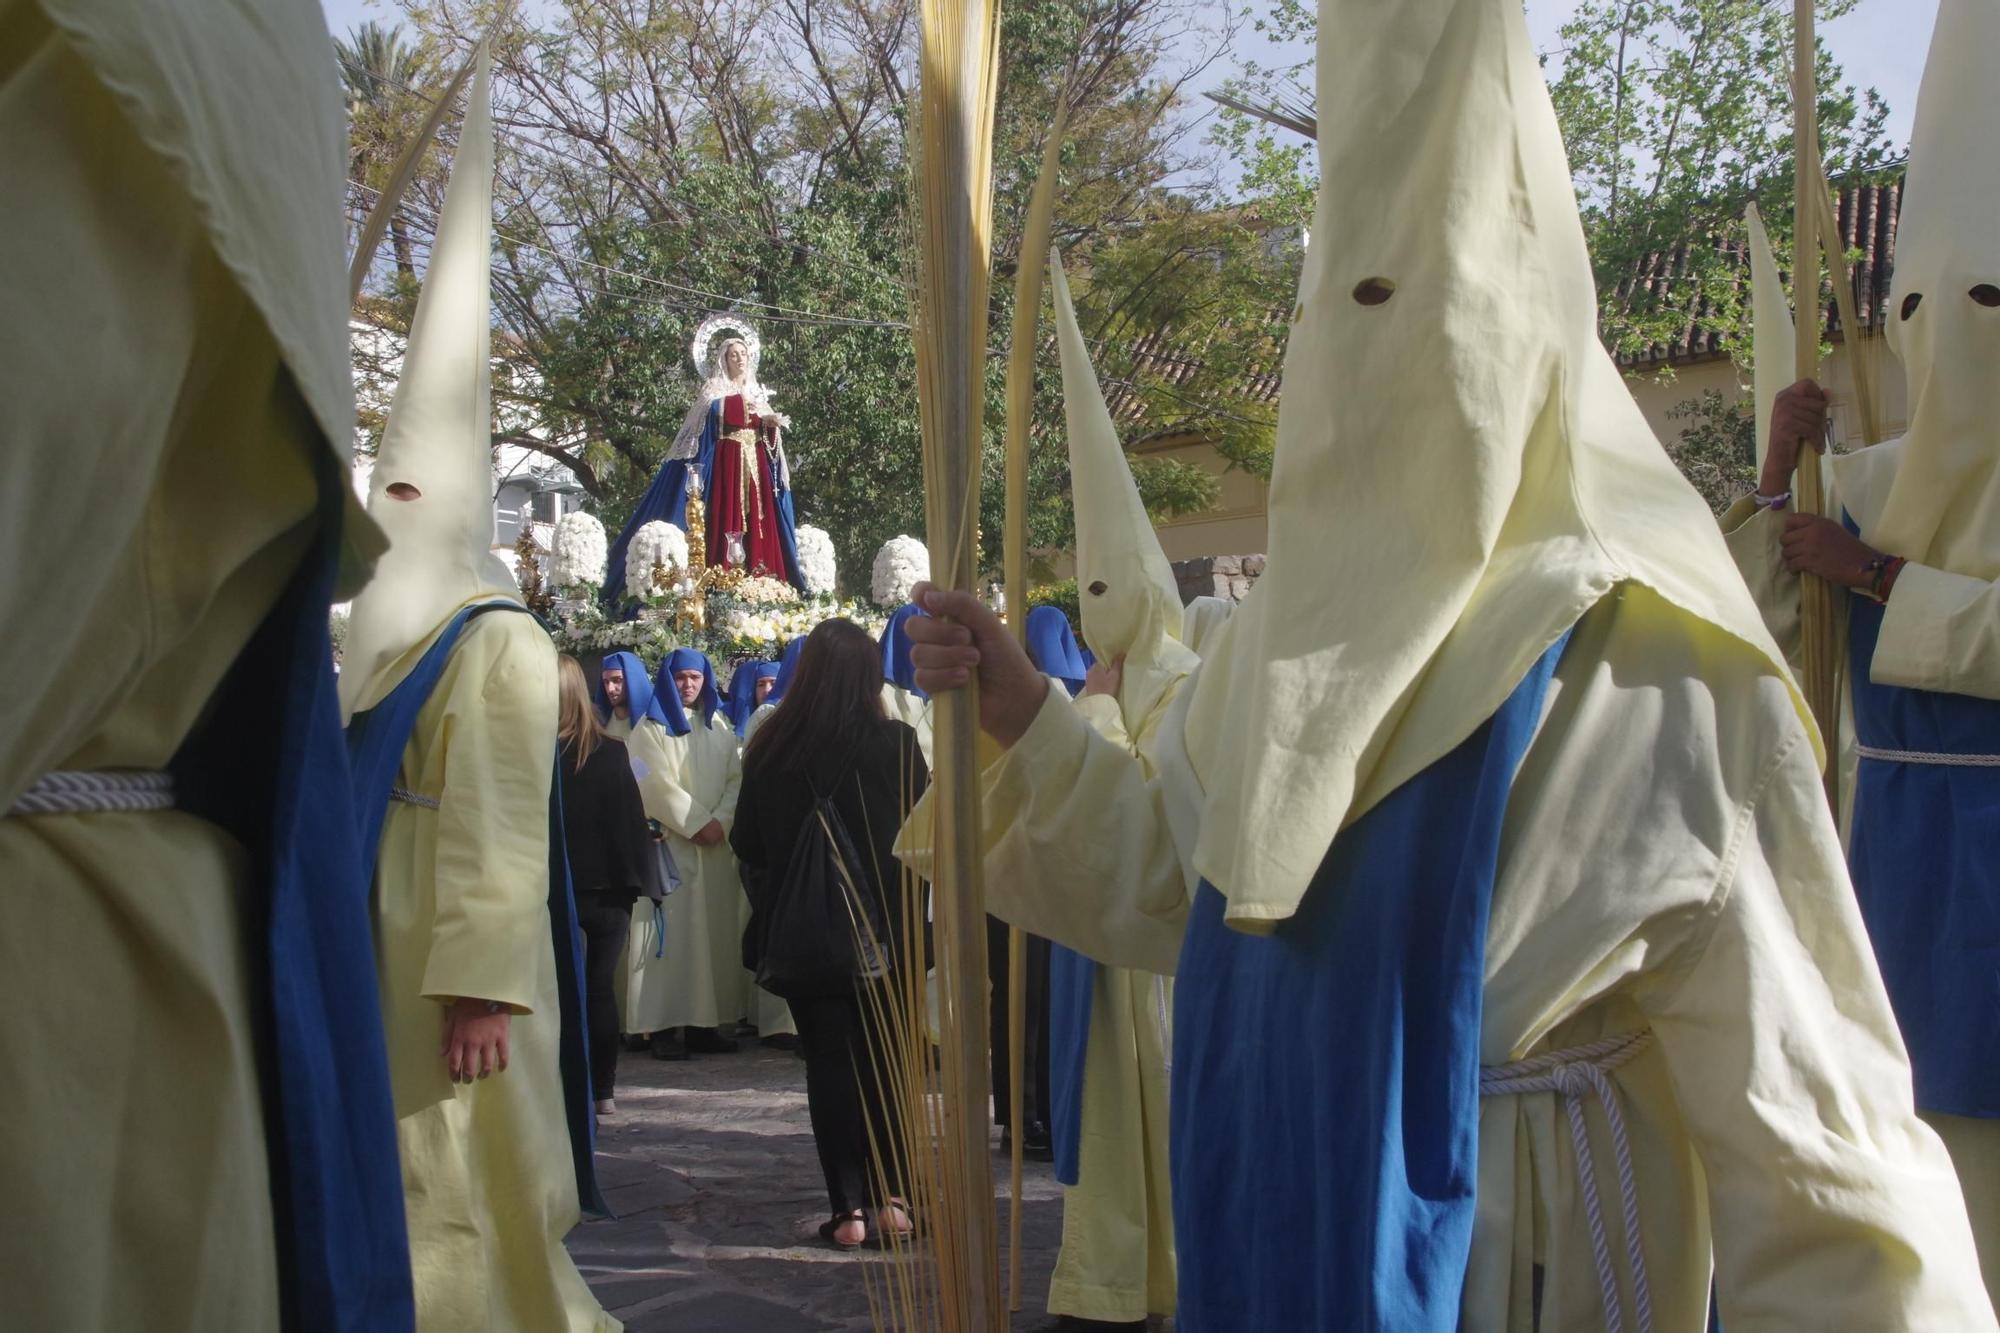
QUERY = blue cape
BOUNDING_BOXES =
[1026,605,1088,695]
[597,651,667,728]
[880,604,928,697]
[725,660,781,736]
[601,399,806,607]
[170,457,415,1330]
[655,647,720,736]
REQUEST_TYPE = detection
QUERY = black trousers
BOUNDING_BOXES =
[986,916,1052,1131]
[576,892,633,1100]
[792,985,905,1216]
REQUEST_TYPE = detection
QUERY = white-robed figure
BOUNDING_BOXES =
[620,648,749,1048]
[338,48,613,1333]
[1036,254,1186,1327]
[897,0,1994,1326]
[1721,0,2000,1301]
[1,1,413,1327]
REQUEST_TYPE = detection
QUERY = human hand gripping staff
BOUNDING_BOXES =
[903,583,1048,747]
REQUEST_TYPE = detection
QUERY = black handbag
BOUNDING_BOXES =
[753,772,890,1001]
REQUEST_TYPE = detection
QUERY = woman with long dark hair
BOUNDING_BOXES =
[555,655,655,1114]
[731,619,929,1249]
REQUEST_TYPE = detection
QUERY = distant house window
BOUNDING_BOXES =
[531,490,561,525]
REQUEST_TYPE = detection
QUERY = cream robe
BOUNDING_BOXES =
[371,610,613,1333]
[0,2,371,1325]
[615,714,747,1032]
[950,585,1993,1330]
[1045,694,1178,1323]
[1723,460,2000,1303]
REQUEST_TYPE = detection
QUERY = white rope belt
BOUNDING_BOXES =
[390,787,440,810]
[7,770,176,817]
[1481,1030,1656,1333]
[1856,742,2000,768]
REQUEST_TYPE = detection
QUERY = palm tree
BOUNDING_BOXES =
[335,22,435,276]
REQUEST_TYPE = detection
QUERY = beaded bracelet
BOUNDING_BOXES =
[1863,555,1908,603]
[1753,490,1792,511]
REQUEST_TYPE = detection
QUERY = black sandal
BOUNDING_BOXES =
[818,1210,868,1251]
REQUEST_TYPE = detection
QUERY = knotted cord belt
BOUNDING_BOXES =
[1856,743,2000,767]
[1481,1030,1657,1333]
[724,426,765,544]
[7,770,176,817]
[390,787,440,810]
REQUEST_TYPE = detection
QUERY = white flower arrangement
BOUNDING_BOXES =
[794,524,838,596]
[871,535,930,608]
[625,521,690,602]
[552,512,608,591]
[733,574,801,606]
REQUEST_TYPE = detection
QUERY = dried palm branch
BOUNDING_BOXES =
[887,0,1009,1325]
[1811,159,1885,448]
[1000,99,1070,1310]
[347,41,483,302]
[1792,0,1843,803]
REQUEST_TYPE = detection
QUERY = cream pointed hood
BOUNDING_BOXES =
[339,47,518,719]
[1050,250,1199,729]
[1832,0,2000,580]
[1746,202,1797,474]
[1180,0,1809,928]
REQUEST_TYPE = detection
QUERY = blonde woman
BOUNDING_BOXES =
[557,655,654,1114]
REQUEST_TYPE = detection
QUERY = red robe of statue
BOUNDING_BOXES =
[706,392,789,579]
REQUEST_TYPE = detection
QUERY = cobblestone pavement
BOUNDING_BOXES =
[567,1038,1080,1332]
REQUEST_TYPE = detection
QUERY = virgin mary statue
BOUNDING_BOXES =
[605,316,805,601]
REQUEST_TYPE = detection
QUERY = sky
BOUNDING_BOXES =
[321,0,1937,162]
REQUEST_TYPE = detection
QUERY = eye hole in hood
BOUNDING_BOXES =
[386,482,423,501]
[1970,284,2000,308]
[1352,277,1396,307]
[1902,292,1925,321]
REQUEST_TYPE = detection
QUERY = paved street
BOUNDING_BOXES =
[568,1039,1077,1331]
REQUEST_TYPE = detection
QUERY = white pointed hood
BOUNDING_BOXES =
[340,46,519,718]
[1180,0,1808,928]
[1050,250,1199,730]
[1745,202,1797,474]
[1832,0,2000,580]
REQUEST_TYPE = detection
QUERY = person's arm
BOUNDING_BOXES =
[711,729,743,837]
[897,678,1189,974]
[1634,726,1995,1329]
[625,720,714,840]
[608,745,654,894]
[1869,563,2000,699]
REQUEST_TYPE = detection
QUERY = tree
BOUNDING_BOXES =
[355,0,1238,586]
[336,22,445,275]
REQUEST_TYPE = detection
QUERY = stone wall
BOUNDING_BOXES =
[1171,554,1266,604]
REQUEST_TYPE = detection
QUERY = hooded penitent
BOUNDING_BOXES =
[770,636,807,704]
[1051,251,1201,730]
[657,647,720,736]
[726,660,781,736]
[1831,0,2000,581]
[597,651,668,729]
[1180,0,1808,929]
[1027,606,1090,695]
[1745,202,1799,475]
[337,47,518,720]
[881,604,930,697]
[1181,596,1235,660]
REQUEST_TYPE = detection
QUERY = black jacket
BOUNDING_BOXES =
[732,719,929,973]
[559,736,652,907]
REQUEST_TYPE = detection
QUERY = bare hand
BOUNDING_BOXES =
[441,999,512,1084]
[1082,653,1125,699]
[692,818,725,848]
[1781,513,1882,588]
[1761,379,1829,497]
[905,582,1049,748]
